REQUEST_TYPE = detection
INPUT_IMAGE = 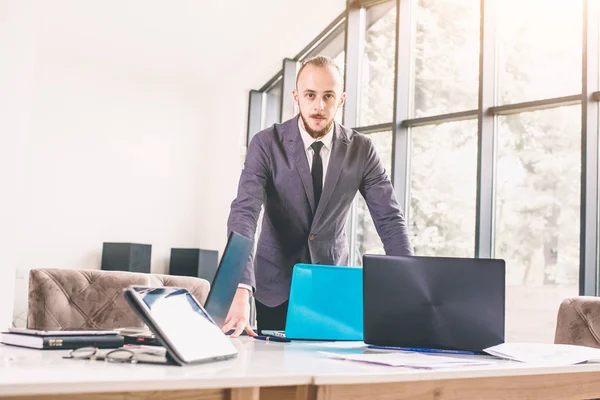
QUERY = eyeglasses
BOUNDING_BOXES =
[65,346,144,364]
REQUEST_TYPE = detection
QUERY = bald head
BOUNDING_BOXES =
[295,55,344,88]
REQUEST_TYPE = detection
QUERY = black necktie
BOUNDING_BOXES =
[311,141,324,210]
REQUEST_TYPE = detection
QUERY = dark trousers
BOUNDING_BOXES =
[255,299,289,333]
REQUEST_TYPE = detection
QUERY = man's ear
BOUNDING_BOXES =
[292,89,299,107]
[339,92,347,107]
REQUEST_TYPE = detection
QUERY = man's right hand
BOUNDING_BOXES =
[221,287,257,338]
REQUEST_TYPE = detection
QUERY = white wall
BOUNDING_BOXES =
[0,1,38,328]
[2,0,345,325]
[23,44,207,275]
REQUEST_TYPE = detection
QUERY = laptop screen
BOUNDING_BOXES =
[284,263,363,341]
[203,231,253,328]
[130,286,237,363]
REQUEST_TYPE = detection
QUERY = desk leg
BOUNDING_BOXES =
[0,386,314,400]
[260,385,316,400]
[229,387,259,400]
[0,389,226,400]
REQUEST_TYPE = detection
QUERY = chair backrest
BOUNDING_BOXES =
[554,296,600,348]
[27,268,210,331]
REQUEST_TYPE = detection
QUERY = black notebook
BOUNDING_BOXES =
[1,329,124,350]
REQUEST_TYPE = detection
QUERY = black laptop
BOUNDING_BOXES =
[202,231,253,328]
[362,254,505,353]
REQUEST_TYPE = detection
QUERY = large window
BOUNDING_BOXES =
[497,0,582,104]
[496,106,581,342]
[263,81,282,129]
[248,0,600,344]
[353,131,393,265]
[492,0,583,342]
[359,3,396,126]
[409,120,478,257]
[413,0,480,117]
[335,51,346,124]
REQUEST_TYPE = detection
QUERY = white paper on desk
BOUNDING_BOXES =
[484,342,600,365]
[301,342,366,349]
[319,351,493,369]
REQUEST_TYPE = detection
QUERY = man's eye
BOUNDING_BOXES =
[325,94,333,99]
[307,93,315,98]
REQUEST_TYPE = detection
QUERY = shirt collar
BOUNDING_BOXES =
[298,118,334,152]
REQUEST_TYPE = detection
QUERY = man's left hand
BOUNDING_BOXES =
[221,287,257,338]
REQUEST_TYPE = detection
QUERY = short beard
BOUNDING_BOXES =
[299,111,334,139]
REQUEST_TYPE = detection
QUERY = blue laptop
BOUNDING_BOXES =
[263,263,363,341]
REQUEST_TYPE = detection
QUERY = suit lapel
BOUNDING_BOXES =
[284,117,316,213]
[313,124,349,223]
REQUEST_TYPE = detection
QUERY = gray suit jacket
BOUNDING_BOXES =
[227,116,413,307]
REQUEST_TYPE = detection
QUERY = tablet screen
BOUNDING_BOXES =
[132,287,237,363]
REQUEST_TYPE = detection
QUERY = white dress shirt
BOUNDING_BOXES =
[298,119,334,187]
[238,121,335,294]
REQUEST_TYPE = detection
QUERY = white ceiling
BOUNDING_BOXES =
[35,0,347,84]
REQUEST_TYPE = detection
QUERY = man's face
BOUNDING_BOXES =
[293,65,346,139]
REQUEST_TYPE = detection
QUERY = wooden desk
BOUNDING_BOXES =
[2,339,600,400]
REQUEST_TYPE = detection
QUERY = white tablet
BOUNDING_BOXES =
[123,286,237,365]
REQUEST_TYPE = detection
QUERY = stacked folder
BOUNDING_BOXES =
[1,328,124,350]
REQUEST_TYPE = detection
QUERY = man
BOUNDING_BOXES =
[222,55,413,337]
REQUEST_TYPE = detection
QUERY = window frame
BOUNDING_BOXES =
[246,0,600,296]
